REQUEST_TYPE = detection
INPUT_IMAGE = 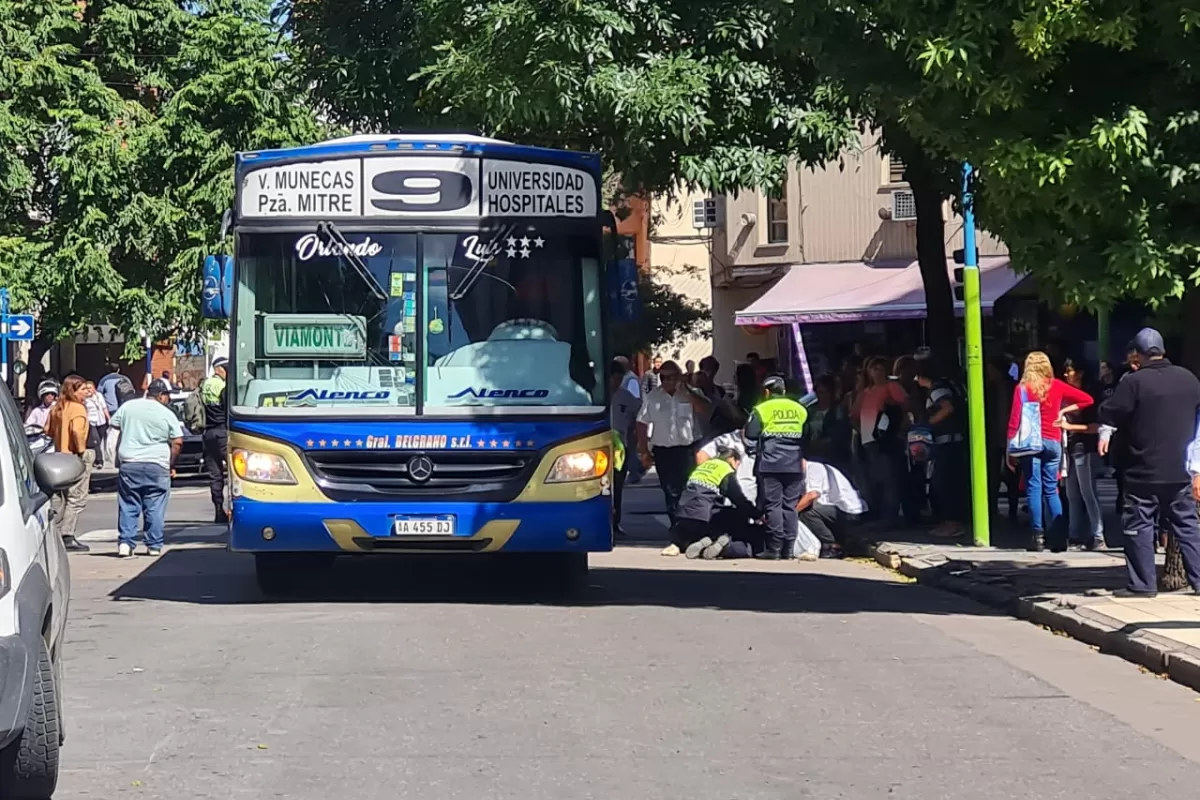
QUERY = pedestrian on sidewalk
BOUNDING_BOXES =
[110,379,184,558]
[746,375,808,559]
[1007,351,1094,552]
[636,360,710,533]
[199,357,230,523]
[1097,329,1200,597]
[45,376,93,552]
[82,379,109,468]
[851,357,907,526]
[913,357,968,538]
[609,356,640,537]
[1057,358,1105,551]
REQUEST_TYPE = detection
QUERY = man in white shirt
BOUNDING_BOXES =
[636,360,711,526]
[798,460,866,558]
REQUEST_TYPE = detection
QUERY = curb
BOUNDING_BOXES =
[868,544,1200,694]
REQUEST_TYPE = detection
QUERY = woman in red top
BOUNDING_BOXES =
[1005,351,1094,551]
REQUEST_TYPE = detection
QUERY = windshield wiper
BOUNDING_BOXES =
[316,221,387,302]
[450,224,516,301]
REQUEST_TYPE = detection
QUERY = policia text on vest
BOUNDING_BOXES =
[744,387,808,559]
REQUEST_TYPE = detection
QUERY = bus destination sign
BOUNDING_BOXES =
[262,314,368,359]
[239,157,597,219]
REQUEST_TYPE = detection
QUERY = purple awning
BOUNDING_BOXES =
[735,256,1021,326]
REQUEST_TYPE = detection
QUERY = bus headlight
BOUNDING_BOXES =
[545,448,610,483]
[231,449,297,485]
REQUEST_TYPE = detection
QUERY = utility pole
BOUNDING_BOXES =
[960,162,990,547]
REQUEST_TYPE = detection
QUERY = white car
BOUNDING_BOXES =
[0,381,85,799]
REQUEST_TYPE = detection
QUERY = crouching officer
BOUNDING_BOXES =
[745,375,808,559]
[668,447,759,558]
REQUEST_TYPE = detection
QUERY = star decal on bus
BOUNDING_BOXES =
[504,234,545,260]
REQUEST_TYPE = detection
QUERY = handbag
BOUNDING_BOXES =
[1007,386,1043,457]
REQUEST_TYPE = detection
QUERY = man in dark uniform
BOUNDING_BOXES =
[201,357,230,523]
[745,375,808,559]
[1098,329,1200,597]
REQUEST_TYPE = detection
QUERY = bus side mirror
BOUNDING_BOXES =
[201,254,234,319]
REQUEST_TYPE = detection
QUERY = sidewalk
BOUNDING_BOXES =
[868,539,1200,692]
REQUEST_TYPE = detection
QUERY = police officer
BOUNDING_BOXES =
[200,357,230,523]
[667,446,759,558]
[745,375,808,559]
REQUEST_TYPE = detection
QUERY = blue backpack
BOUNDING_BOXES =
[1007,386,1043,457]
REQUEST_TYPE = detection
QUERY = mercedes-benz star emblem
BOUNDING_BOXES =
[407,455,434,483]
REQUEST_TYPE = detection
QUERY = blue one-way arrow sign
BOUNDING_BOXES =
[5,314,35,341]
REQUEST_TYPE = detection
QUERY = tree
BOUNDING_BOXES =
[287,0,1200,373]
[284,0,983,366]
[284,0,857,196]
[0,0,322,387]
[794,0,1200,324]
[610,268,711,360]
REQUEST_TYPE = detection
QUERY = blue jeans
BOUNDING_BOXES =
[117,462,172,549]
[1020,440,1063,533]
[1065,448,1103,543]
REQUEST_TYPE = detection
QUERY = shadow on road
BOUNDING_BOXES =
[107,547,1000,616]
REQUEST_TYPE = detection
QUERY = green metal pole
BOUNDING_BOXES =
[961,162,990,547]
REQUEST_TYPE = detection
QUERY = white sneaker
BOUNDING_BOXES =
[117,543,134,559]
[797,552,818,562]
[660,543,681,557]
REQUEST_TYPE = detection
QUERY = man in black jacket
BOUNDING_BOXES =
[1097,329,1200,597]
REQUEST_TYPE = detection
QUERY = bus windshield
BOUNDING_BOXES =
[232,228,606,415]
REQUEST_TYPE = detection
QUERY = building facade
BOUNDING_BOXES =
[672,131,1017,384]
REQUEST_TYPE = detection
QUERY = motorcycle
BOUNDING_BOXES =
[25,425,54,456]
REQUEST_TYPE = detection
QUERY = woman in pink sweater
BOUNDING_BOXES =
[1006,351,1094,551]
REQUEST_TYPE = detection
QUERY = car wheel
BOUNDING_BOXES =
[0,638,61,799]
[254,553,334,596]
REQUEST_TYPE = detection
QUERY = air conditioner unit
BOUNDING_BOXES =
[891,190,917,221]
[692,197,721,229]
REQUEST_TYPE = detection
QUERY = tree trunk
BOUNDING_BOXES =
[23,337,53,408]
[1161,530,1189,592]
[907,154,956,375]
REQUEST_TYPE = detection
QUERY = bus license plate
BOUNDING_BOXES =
[392,515,456,536]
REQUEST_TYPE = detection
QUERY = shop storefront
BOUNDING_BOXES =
[733,256,1027,391]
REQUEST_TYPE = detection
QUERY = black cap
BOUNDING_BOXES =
[1128,327,1165,357]
[148,379,171,396]
[762,375,787,394]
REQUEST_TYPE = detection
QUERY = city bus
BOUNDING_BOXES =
[201,134,614,594]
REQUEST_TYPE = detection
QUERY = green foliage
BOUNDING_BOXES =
[284,0,858,196]
[610,268,711,358]
[0,0,322,354]
[288,0,1200,320]
[800,0,1200,310]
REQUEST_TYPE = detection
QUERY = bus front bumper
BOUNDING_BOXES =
[229,496,613,554]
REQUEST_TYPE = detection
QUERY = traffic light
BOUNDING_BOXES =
[952,249,965,301]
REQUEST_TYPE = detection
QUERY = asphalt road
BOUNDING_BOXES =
[54,484,1200,799]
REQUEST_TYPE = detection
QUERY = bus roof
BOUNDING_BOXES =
[238,133,600,172]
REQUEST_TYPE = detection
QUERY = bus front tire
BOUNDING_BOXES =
[254,554,334,596]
